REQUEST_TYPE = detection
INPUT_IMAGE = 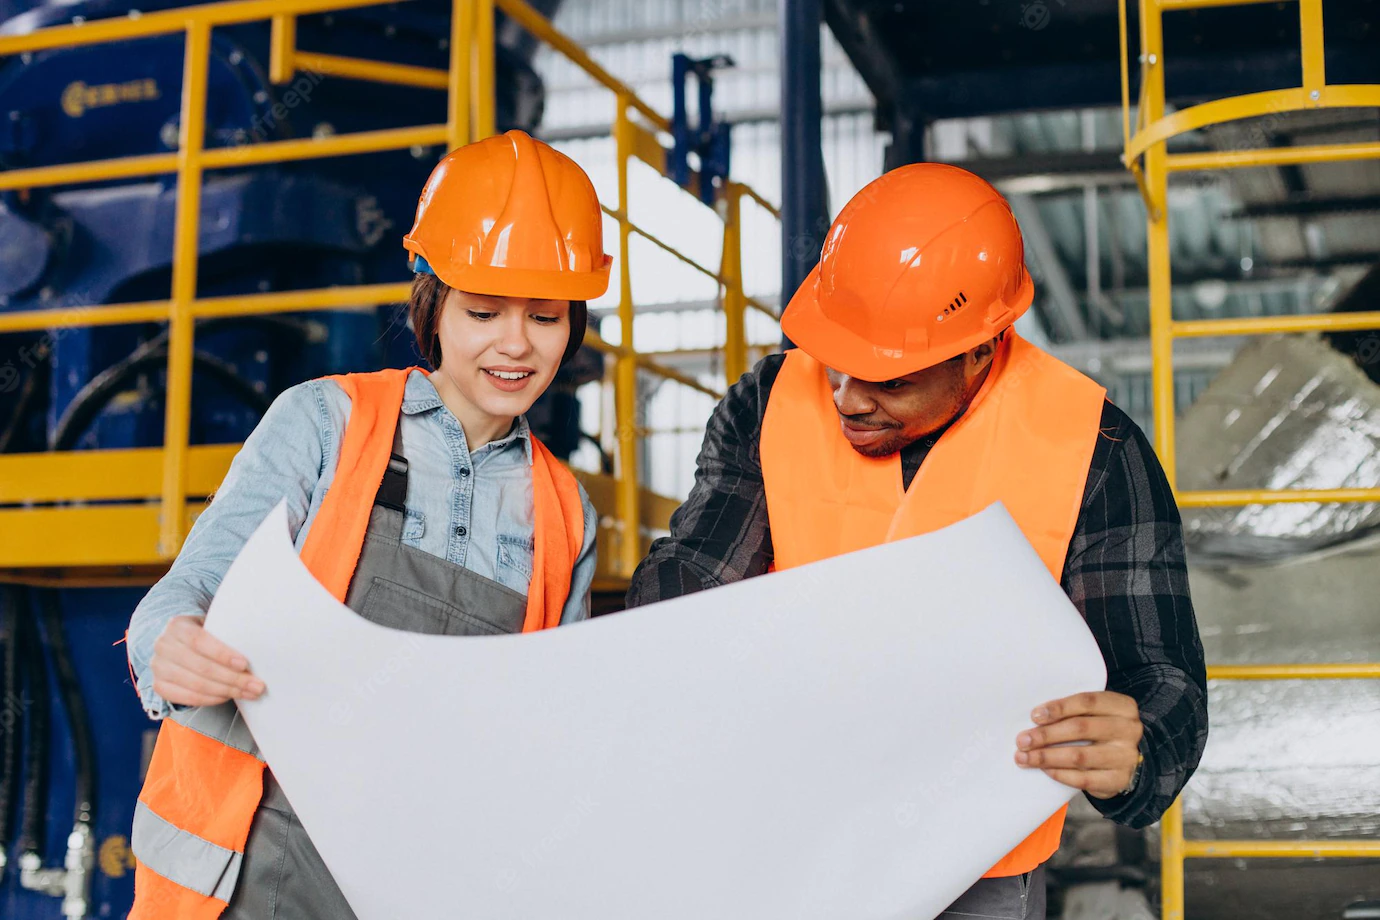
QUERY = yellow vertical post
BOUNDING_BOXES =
[1299,0,1326,103]
[268,14,296,84]
[475,0,497,139]
[721,183,748,385]
[159,19,211,557]
[1161,799,1186,920]
[448,0,474,149]
[1143,0,1175,485]
[613,96,641,579]
[1140,4,1184,919]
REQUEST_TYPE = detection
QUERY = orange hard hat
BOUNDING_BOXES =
[781,163,1034,381]
[403,130,612,301]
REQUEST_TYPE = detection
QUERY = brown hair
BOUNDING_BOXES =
[407,273,588,370]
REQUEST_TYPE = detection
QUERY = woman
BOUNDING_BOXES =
[124,130,608,919]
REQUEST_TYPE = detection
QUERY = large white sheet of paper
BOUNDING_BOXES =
[205,501,1105,920]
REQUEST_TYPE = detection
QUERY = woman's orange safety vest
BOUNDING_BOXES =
[760,333,1106,878]
[129,368,585,918]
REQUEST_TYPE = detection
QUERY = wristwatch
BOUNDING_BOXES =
[1118,751,1145,797]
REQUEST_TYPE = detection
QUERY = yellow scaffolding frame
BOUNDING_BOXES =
[1118,1,1380,916]
[0,0,780,591]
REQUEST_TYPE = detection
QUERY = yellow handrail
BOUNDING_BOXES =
[0,0,781,584]
[1118,2,1380,917]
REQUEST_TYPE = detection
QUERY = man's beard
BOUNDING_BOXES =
[848,432,907,458]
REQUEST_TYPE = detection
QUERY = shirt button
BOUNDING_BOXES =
[455,525,468,537]
[459,467,471,477]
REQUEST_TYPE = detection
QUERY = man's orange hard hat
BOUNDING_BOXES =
[782,163,1034,381]
[403,130,612,301]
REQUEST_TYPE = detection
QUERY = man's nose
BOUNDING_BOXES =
[833,376,877,416]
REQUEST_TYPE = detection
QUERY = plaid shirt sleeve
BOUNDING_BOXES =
[1063,406,1209,828]
[625,355,1208,829]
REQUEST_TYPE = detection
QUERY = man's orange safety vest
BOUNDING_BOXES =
[129,368,585,918]
[760,333,1106,877]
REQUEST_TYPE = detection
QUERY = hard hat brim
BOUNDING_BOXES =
[408,242,613,302]
[781,265,1033,382]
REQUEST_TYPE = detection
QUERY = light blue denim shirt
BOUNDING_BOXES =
[127,369,598,718]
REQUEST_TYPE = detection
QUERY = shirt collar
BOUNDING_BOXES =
[400,369,533,461]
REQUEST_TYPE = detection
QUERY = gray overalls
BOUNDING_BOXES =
[224,441,530,919]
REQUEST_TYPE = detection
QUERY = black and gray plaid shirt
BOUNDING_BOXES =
[626,352,1208,829]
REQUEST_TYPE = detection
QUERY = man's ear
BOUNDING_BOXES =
[968,336,1000,372]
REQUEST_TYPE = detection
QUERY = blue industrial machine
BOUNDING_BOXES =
[0,2,570,916]
[669,52,733,206]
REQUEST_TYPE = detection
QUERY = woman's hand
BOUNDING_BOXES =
[150,615,265,707]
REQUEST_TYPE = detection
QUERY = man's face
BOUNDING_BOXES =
[825,341,998,458]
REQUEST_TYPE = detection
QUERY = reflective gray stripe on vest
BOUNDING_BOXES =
[170,701,262,759]
[131,800,243,902]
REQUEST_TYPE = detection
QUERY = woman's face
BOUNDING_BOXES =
[432,287,571,433]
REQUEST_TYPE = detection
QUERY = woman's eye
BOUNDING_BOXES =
[466,311,497,321]
[531,315,561,325]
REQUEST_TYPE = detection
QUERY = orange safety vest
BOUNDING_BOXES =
[760,333,1106,877]
[129,368,585,918]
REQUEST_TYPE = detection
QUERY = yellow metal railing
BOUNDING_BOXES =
[1119,1,1380,916]
[0,0,781,587]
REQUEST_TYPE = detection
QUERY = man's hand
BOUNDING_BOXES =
[150,615,265,708]
[1015,691,1143,799]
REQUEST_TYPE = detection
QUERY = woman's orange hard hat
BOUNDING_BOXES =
[404,130,612,301]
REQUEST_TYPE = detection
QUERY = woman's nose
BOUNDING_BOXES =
[495,314,533,357]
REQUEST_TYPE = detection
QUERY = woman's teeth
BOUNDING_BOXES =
[485,370,532,380]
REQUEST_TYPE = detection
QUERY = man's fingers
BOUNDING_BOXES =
[1016,741,1135,771]
[1039,767,1126,796]
[1032,690,1138,724]
[1018,715,1140,750]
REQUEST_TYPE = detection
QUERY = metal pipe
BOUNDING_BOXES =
[268,14,296,84]
[158,20,212,559]
[1168,141,1380,171]
[38,590,97,919]
[722,184,748,384]
[1299,0,1327,96]
[1178,487,1380,506]
[613,97,642,579]
[293,51,448,89]
[0,588,20,880]
[449,0,474,149]
[1172,311,1380,337]
[1184,839,1380,859]
[493,0,669,132]
[476,0,497,138]
[1207,663,1380,680]
[0,0,393,54]
[779,0,828,318]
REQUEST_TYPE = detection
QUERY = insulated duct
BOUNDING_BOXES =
[1175,334,1380,564]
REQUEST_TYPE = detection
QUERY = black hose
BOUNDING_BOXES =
[36,590,95,828]
[0,343,47,454]
[50,315,310,451]
[53,349,274,452]
[15,587,48,858]
[0,587,21,864]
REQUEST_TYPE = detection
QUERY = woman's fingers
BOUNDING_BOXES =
[151,614,265,705]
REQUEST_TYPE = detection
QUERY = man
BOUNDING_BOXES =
[627,163,1208,917]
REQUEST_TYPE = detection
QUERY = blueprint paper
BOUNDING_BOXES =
[205,501,1106,920]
